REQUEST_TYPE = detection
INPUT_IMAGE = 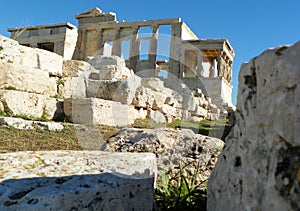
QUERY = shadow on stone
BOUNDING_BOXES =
[0,172,155,210]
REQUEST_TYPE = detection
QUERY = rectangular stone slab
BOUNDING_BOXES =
[0,151,157,210]
[64,98,136,127]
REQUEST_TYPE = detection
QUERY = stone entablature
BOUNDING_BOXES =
[8,22,77,60]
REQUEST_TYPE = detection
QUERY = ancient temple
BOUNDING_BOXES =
[8,7,235,107]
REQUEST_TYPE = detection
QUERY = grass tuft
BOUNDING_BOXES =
[155,161,207,210]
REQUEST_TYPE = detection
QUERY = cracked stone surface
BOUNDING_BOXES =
[207,41,300,210]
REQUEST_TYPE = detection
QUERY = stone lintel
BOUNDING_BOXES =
[8,22,76,32]
[77,18,182,31]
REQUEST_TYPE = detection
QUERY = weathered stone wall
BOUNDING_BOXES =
[207,41,300,210]
[0,35,63,120]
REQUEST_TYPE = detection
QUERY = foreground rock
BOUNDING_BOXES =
[101,128,224,186]
[0,151,156,210]
[207,41,300,210]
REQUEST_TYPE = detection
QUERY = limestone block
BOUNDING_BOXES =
[141,77,164,92]
[208,41,300,211]
[87,75,141,105]
[163,87,181,107]
[0,35,63,76]
[190,116,203,123]
[98,65,134,81]
[149,110,166,123]
[0,35,22,64]
[113,75,141,105]
[86,79,120,100]
[0,90,45,118]
[0,151,156,210]
[59,77,86,99]
[198,97,205,107]
[44,97,63,120]
[172,90,183,104]
[24,48,63,76]
[133,107,148,120]
[182,95,197,111]
[62,60,97,77]
[161,104,182,118]
[0,90,58,119]
[0,117,64,131]
[48,77,58,96]
[65,98,136,127]
[132,86,167,110]
[132,86,154,108]
[152,92,168,110]
[192,106,208,118]
[88,55,126,68]
[162,87,173,96]
[0,62,57,96]
[182,110,191,120]
[208,113,220,121]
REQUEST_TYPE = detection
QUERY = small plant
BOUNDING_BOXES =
[5,86,17,91]
[0,110,6,116]
[56,79,65,86]
[52,94,63,99]
[14,113,49,122]
[0,110,13,117]
[0,46,3,51]
[155,161,207,210]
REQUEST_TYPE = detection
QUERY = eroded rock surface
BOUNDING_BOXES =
[207,41,300,210]
[101,128,224,186]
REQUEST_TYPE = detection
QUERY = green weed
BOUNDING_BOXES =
[155,161,207,210]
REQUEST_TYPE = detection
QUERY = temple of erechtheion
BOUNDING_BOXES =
[8,7,235,107]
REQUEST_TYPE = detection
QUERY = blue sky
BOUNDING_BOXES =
[1,0,299,105]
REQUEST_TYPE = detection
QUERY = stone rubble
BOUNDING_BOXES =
[207,41,300,211]
[65,55,223,127]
